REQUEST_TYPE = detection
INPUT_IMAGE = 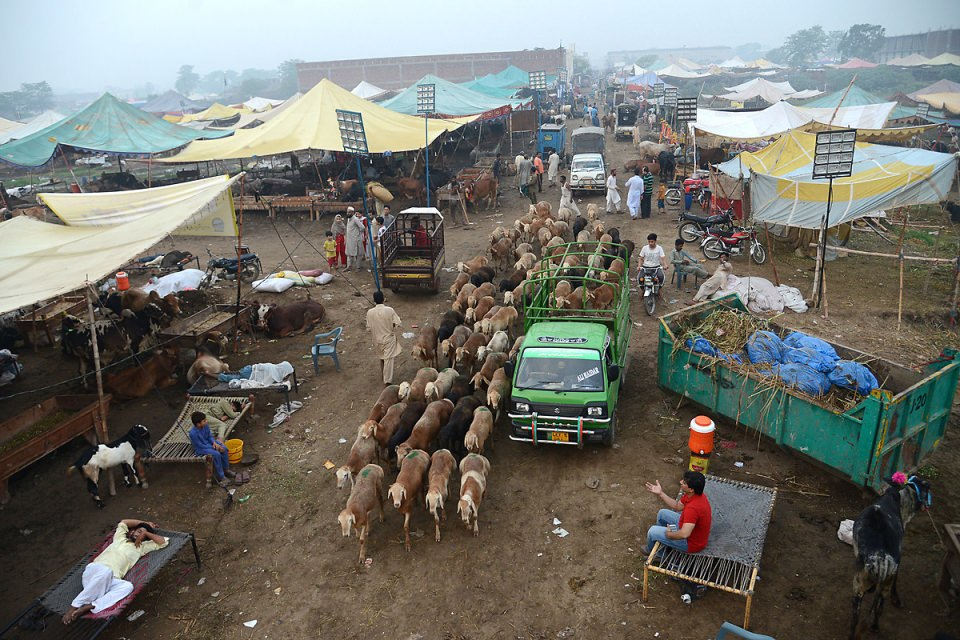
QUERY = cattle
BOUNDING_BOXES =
[397,178,426,202]
[120,289,181,318]
[104,346,179,400]
[636,141,671,162]
[121,303,167,353]
[697,147,725,169]
[187,351,230,385]
[851,473,932,640]
[657,150,677,182]
[60,314,131,387]
[67,424,153,508]
[464,173,499,211]
[256,300,325,337]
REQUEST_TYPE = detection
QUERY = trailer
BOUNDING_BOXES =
[658,296,960,492]
[378,207,445,293]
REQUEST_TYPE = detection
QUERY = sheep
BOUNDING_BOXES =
[489,226,506,244]
[478,331,510,362]
[465,406,494,454]
[469,266,496,288]
[513,242,534,260]
[456,332,489,373]
[399,367,439,403]
[437,309,464,345]
[336,420,378,489]
[410,324,438,369]
[480,306,518,336]
[506,228,521,245]
[572,216,588,238]
[504,279,529,307]
[457,254,489,274]
[440,325,472,369]
[458,453,491,536]
[425,449,457,542]
[593,221,606,241]
[552,280,573,308]
[471,351,507,390]
[465,295,496,325]
[557,205,574,223]
[557,286,591,310]
[338,463,385,564]
[590,283,617,310]
[508,336,524,360]
[851,473,932,640]
[445,374,473,405]
[474,305,502,333]
[386,400,427,460]
[452,284,477,314]
[394,398,456,460]
[536,226,554,248]
[534,201,552,218]
[489,237,515,272]
[514,252,538,272]
[468,281,496,309]
[425,367,459,402]
[601,257,625,283]
[576,229,593,249]
[498,268,527,295]
[374,402,406,461]
[437,395,483,458]
[486,367,511,421]
[449,272,470,298]
[388,449,431,551]
[586,203,599,221]
[368,384,401,423]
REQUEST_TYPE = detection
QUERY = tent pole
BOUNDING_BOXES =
[85,284,115,497]
[827,74,858,126]
[57,144,82,193]
[814,177,833,309]
[147,154,152,188]
[234,173,245,354]
[896,210,908,332]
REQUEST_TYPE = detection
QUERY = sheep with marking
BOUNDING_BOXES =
[338,463,385,563]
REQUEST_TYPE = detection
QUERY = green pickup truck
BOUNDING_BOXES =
[506,244,632,447]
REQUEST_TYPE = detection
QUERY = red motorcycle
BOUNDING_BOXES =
[701,226,767,265]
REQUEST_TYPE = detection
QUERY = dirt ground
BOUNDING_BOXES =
[2,125,960,640]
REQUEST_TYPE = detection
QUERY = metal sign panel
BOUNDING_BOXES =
[676,97,698,122]
[916,102,930,118]
[529,70,547,91]
[812,129,857,179]
[653,82,665,98]
[335,109,368,155]
[416,84,436,115]
[664,87,678,106]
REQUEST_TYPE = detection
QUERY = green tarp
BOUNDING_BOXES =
[0,93,230,168]
[795,84,930,121]
[380,74,525,118]
[459,77,518,99]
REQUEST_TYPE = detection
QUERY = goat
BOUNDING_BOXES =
[465,406,494,454]
[411,324,439,369]
[851,473,932,640]
[458,453,491,536]
[399,367,438,403]
[425,449,457,542]
[425,367,459,402]
[388,449,431,551]
[486,367,511,421]
[437,395,483,459]
[338,463,385,563]
[395,399,455,461]
[68,424,153,508]
[336,420,378,489]
[386,401,427,461]
[368,384,401,423]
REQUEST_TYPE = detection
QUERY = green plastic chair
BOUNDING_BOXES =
[716,621,775,640]
[311,327,342,373]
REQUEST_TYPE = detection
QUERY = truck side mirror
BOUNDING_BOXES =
[503,361,515,377]
[607,364,620,382]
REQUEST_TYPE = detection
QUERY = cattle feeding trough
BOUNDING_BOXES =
[159,303,255,349]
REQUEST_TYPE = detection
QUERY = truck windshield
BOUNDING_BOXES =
[572,159,602,172]
[515,347,604,392]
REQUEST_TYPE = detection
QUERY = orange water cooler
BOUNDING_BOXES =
[115,271,130,291]
[688,415,715,473]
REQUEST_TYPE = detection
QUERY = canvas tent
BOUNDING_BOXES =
[908,79,960,101]
[380,74,523,119]
[0,110,65,145]
[157,79,474,162]
[885,54,931,67]
[242,97,284,112]
[139,90,208,115]
[714,130,956,228]
[915,92,960,115]
[925,53,960,66]
[0,93,230,168]
[656,64,712,79]
[179,103,251,123]
[719,56,748,68]
[0,116,22,135]
[209,93,303,130]
[836,58,878,69]
[0,175,240,315]
[692,101,896,141]
[744,59,786,70]
[351,81,389,100]
[459,78,518,100]
[720,78,804,103]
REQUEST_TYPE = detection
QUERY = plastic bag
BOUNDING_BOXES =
[782,346,837,374]
[684,336,717,357]
[772,363,831,397]
[782,331,839,362]
[828,361,878,395]
[746,330,785,365]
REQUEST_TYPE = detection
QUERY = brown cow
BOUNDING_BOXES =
[104,346,179,400]
[465,173,498,211]
[256,300,325,337]
[397,178,426,202]
[121,289,181,317]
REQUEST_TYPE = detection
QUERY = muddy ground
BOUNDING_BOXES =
[1,124,959,640]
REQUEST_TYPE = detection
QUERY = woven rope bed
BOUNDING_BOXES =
[151,395,253,464]
[642,476,777,629]
[0,529,199,639]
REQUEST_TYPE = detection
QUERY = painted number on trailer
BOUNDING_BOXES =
[910,394,927,414]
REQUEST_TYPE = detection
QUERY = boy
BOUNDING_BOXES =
[657,182,666,214]
[323,231,337,269]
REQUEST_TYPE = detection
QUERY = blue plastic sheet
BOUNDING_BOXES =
[782,346,837,374]
[685,336,717,357]
[828,361,879,395]
[746,331,786,365]
[782,331,840,362]
[772,363,832,396]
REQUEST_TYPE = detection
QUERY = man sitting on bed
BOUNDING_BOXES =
[641,471,712,555]
[63,519,168,624]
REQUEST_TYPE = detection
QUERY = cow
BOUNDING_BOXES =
[397,178,426,202]
[104,346,179,400]
[256,300,325,337]
[697,147,725,169]
[120,289,181,318]
[187,351,230,385]
[121,303,167,353]
[657,150,677,183]
[464,173,499,211]
[636,141,671,162]
[60,314,131,387]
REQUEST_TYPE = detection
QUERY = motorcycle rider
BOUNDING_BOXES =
[638,233,668,288]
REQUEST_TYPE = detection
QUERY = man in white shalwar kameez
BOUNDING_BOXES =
[624,167,645,220]
[559,176,581,217]
[547,150,560,187]
[605,169,622,214]
[365,290,402,385]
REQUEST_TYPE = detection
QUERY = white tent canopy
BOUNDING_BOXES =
[692,101,896,141]
[0,175,240,314]
[719,56,748,68]
[720,78,797,103]
[351,81,388,100]
[0,110,66,145]
[657,64,712,79]
[242,97,285,112]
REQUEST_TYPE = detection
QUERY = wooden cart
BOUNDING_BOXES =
[159,303,254,349]
[0,394,111,503]
[15,295,86,349]
[379,208,445,293]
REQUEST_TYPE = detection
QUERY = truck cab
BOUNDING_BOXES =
[569,153,606,194]
[507,244,632,447]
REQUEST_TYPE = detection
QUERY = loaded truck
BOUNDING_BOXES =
[506,244,632,446]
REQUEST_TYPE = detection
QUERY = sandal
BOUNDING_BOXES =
[236,471,250,484]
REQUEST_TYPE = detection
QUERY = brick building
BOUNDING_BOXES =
[297,47,568,92]
[877,28,960,63]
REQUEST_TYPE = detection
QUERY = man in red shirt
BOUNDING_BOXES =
[641,471,712,555]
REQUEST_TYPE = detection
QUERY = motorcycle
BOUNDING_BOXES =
[700,227,767,265]
[203,247,263,284]
[677,207,736,243]
[639,266,663,316]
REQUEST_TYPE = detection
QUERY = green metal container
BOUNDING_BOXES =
[658,295,960,492]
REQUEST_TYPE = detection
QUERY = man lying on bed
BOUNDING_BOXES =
[63,519,168,624]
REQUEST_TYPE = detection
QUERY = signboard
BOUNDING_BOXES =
[812,129,857,179]
[676,97,698,122]
[653,82,665,98]
[916,102,930,118]
[528,70,547,91]
[664,87,678,107]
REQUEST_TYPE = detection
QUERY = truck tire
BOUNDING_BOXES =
[602,413,617,447]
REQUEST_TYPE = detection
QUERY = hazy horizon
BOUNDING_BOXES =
[2,0,956,96]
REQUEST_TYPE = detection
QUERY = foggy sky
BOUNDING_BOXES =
[2,0,956,94]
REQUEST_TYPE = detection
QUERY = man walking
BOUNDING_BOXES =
[547,149,560,187]
[533,152,544,193]
[605,168,622,215]
[514,151,525,189]
[641,166,654,219]
[559,175,581,217]
[517,153,533,198]
[366,290,402,386]
[625,168,644,220]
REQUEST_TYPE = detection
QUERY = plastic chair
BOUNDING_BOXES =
[311,327,343,373]
[671,267,701,290]
[715,621,775,640]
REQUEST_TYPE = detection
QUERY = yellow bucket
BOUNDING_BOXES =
[226,439,244,464]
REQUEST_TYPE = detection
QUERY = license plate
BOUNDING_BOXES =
[548,431,569,442]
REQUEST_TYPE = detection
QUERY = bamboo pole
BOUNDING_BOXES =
[807,243,956,264]
[85,285,115,497]
[896,211,908,332]
[764,223,780,286]
[233,173,245,354]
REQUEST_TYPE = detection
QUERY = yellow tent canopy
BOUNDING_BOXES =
[915,92,960,115]
[178,103,252,123]
[157,79,475,162]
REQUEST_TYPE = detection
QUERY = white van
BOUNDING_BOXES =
[569,153,606,193]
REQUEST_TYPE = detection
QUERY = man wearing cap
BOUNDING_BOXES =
[344,207,365,272]
[365,290,402,385]
[640,471,712,555]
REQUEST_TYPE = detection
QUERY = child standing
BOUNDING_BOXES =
[657,182,666,215]
[330,214,347,267]
[323,231,338,269]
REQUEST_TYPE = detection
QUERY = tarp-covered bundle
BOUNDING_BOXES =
[157,79,474,162]
[692,101,896,141]
[0,175,240,314]
[715,130,957,228]
[0,110,65,145]
[139,90,208,115]
[381,74,524,119]
[0,93,230,168]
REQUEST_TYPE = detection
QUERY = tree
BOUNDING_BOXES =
[19,81,53,113]
[781,25,828,67]
[175,65,200,96]
[278,59,304,98]
[573,53,591,76]
[839,24,886,61]
[634,54,657,69]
